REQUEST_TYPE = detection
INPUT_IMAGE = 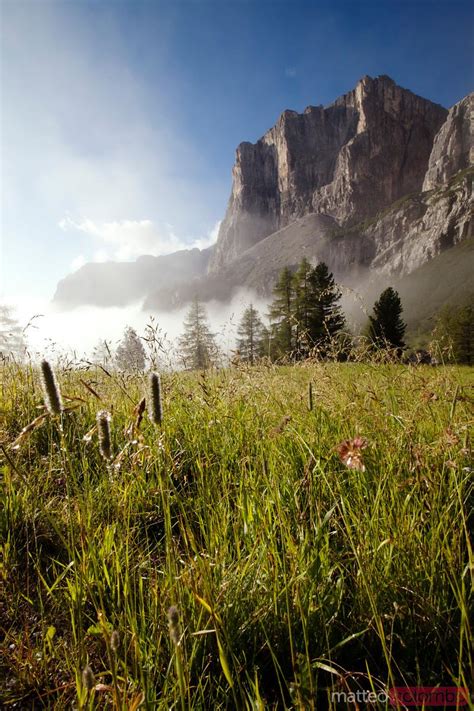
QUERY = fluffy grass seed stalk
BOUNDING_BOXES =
[96,410,113,461]
[148,372,163,425]
[40,359,63,415]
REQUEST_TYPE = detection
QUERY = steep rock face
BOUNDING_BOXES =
[423,93,473,190]
[209,75,447,271]
[347,169,473,277]
[144,171,472,312]
[53,79,472,321]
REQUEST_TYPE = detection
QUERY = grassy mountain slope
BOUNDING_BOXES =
[396,235,474,340]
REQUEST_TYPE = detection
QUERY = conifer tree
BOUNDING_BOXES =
[294,257,314,355]
[307,262,346,353]
[179,297,217,370]
[236,304,266,364]
[268,266,296,358]
[115,326,146,371]
[368,287,406,350]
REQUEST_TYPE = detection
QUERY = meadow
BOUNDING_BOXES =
[1,359,473,709]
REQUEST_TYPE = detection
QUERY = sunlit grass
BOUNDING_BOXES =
[1,360,473,709]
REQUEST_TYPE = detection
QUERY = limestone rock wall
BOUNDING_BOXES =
[209,75,447,271]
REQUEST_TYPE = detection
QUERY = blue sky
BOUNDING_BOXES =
[1,0,473,304]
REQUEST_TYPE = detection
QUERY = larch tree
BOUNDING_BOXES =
[115,326,146,371]
[293,257,314,356]
[268,266,296,359]
[236,304,266,364]
[178,297,217,370]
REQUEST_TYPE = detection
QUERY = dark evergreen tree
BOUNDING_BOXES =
[268,266,296,359]
[236,304,266,364]
[307,262,346,353]
[368,287,406,349]
[294,257,314,355]
[115,326,146,371]
[179,298,217,370]
[434,303,474,364]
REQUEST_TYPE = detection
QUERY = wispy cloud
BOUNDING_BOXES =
[61,217,221,267]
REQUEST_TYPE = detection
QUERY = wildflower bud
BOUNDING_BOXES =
[97,410,112,460]
[167,605,180,646]
[148,372,163,425]
[40,360,63,415]
[82,663,95,692]
[110,630,120,653]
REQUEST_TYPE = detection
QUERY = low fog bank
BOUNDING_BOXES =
[10,290,271,365]
[6,277,382,366]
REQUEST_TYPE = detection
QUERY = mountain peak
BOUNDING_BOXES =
[209,77,448,272]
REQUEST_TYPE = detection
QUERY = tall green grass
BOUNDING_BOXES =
[1,360,473,709]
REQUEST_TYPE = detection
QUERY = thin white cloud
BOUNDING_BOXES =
[61,217,221,267]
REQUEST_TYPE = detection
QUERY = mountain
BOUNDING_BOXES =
[143,166,472,312]
[54,247,212,308]
[208,75,448,271]
[54,75,473,332]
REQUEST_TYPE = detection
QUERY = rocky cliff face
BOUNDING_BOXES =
[423,93,473,190]
[144,169,472,311]
[54,78,472,328]
[209,75,448,271]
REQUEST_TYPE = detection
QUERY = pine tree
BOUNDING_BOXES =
[179,298,217,370]
[368,287,406,350]
[115,326,146,371]
[307,262,345,354]
[0,305,26,359]
[268,266,296,358]
[434,303,474,364]
[294,257,314,355]
[236,304,266,364]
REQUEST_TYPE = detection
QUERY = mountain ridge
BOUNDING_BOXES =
[53,76,473,331]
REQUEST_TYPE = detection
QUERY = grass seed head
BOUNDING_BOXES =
[82,663,95,692]
[167,605,180,645]
[148,372,163,425]
[97,410,112,460]
[110,629,120,653]
[40,360,63,415]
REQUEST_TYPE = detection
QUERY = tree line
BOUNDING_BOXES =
[1,263,472,366]
[176,259,472,367]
